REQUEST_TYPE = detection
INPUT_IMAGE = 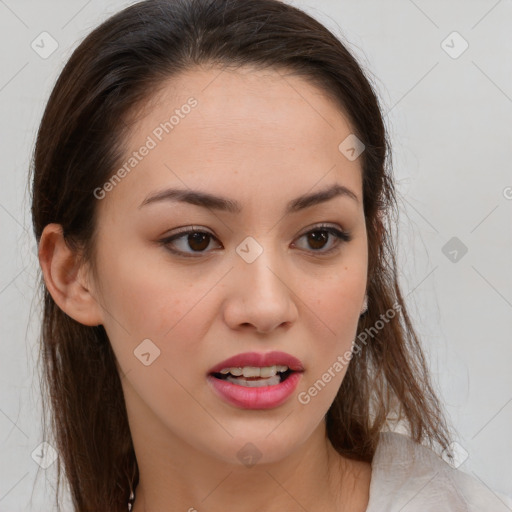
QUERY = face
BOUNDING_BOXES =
[88,65,367,466]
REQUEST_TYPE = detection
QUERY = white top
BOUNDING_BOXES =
[366,431,512,511]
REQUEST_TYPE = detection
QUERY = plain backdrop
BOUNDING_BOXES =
[0,0,511,510]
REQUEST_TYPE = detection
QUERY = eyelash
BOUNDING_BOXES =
[158,223,352,259]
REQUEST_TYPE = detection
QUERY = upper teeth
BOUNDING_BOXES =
[219,365,289,378]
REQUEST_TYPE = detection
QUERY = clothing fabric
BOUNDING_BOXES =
[365,431,512,511]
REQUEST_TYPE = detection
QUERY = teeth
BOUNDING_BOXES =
[259,366,277,378]
[218,365,289,377]
[226,375,281,387]
[243,366,269,377]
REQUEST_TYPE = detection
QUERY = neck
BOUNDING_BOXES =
[129,420,369,512]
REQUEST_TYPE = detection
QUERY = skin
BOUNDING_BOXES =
[39,65,371,511]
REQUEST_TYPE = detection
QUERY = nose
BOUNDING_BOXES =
[222,242,298,334]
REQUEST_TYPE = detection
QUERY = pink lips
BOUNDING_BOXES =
[207,351,304,410]
[208,351,304,374]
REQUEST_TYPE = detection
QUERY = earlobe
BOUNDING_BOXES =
[38,223,104,327]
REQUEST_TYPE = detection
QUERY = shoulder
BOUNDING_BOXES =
[365,431,512,512]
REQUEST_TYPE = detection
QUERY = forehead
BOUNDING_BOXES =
[99,65,363,216]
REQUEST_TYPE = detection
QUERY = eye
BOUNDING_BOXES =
[159,226,222,257]
[158,223,352,258]
[292,224,352,255]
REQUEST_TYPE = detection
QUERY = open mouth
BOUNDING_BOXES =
[206,361,304,409]
[210,367,295,388]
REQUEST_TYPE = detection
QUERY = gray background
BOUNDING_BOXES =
[0,0,511,509]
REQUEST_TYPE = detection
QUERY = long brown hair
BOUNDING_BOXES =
[30,0,454,510]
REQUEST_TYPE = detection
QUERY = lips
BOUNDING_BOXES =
[207,350,305,375]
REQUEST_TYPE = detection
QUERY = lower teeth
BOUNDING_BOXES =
[225,375,281,387]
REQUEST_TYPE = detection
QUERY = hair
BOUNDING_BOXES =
[29,0,454,510]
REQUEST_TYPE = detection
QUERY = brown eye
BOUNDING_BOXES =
[293,225,352,254]
[306,230,329,250]
[160,229,222,257]
[185,232,211,252]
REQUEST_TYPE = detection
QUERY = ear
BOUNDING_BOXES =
[38,223,104,326]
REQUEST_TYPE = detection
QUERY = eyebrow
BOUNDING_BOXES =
[138,183,359,214]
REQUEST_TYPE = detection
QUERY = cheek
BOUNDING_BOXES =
[298,266,365,396]
[96,240,186,330]
[298,236,367,331]
[99,252,219,368]
[305,270,365,338]
[296,280,361,410]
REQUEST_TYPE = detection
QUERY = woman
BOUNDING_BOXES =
[31,0,508,510]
